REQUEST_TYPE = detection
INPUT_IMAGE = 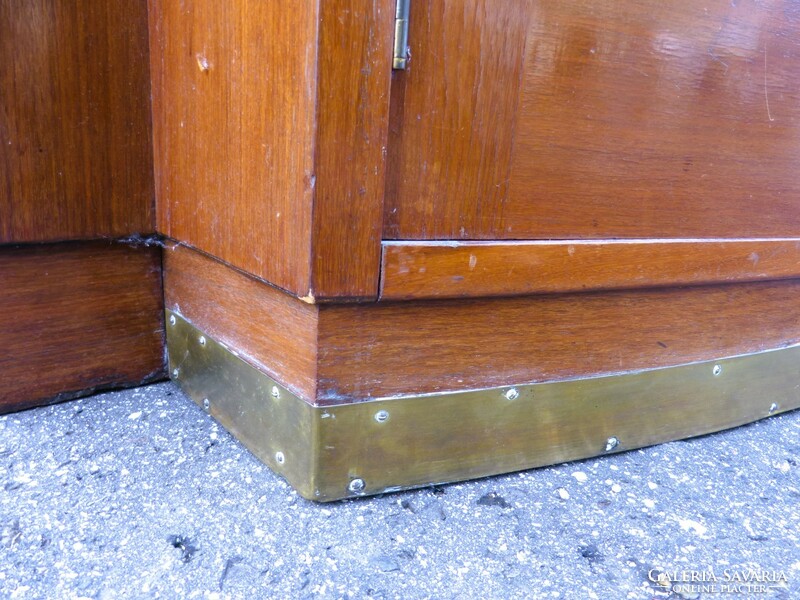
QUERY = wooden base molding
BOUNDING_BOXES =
[165,244,800,404]
[163,244,800,498]
[167,309,800,501]
[5,240,798,499]
[0,242,166,413]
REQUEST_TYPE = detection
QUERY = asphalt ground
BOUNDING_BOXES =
[1,381,798,599]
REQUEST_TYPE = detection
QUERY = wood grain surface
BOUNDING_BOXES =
[384,0,800,241]
[163,243,319,402]
[310,0,395,300]
[0,0,154,242]
[160,248,800,407]
[383,0,528,239]
[0,242,165,413]
[150,1,394,301]
[380,239,800,300]
[149,1,318,295]
[317,280,800,402]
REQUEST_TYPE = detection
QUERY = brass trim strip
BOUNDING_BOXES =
[166,310,800,502]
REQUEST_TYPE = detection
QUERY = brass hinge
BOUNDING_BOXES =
[393,0,410,70]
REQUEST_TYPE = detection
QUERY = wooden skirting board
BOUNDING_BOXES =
[0,242,166,413]
[164,243,800,404]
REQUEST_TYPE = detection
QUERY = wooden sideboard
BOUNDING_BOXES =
[4,0,800,499]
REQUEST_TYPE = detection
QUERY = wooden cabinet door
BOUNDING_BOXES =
[384,0,800,241]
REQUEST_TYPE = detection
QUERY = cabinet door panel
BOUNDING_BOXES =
[384,0,528,239]
[384,0,800,240]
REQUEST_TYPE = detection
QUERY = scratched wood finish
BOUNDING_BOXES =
[310,0,395,300]
[317,280,800,402]
[0,243,165,413]
[380,239,800,300]
[384,0,800,240]
[148,1,318,295]
[163,244,319,402]
[0,0,154,242]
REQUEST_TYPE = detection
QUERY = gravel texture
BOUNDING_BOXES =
[1,381,799,599]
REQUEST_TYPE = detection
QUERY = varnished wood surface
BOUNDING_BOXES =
[317,280,800,403]
[159,247,800,406]
[0,242,165,413]
[384,0,528,239]
[151,1,394,301]
[163,243,319,402]
[311,0,394,300]
[0,0,154,242]
[384,0,800,240]
[149,1,318,295]
[381,239,800,300]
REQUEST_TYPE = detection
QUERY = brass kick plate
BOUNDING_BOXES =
[166,310,800,502]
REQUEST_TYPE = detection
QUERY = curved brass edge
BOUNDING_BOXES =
[166,310,800,502]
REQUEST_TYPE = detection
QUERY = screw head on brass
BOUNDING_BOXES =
[198,335,206,346]
[169,315,177,326]
[769,402,779,414]
[504,388,519,401]
[172,368,179,378]
[275,451,285,465]
[348,478,366,494]
[605,437,620,452]
[270,386,280,399]
[203,398,210,411]
[712,364,722,376]
[374,410,390,423]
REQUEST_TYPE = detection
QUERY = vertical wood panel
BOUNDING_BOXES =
[148,1,319,295]
[0,0,154,242]
[311,0,395,300]
[383,0,529,239]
